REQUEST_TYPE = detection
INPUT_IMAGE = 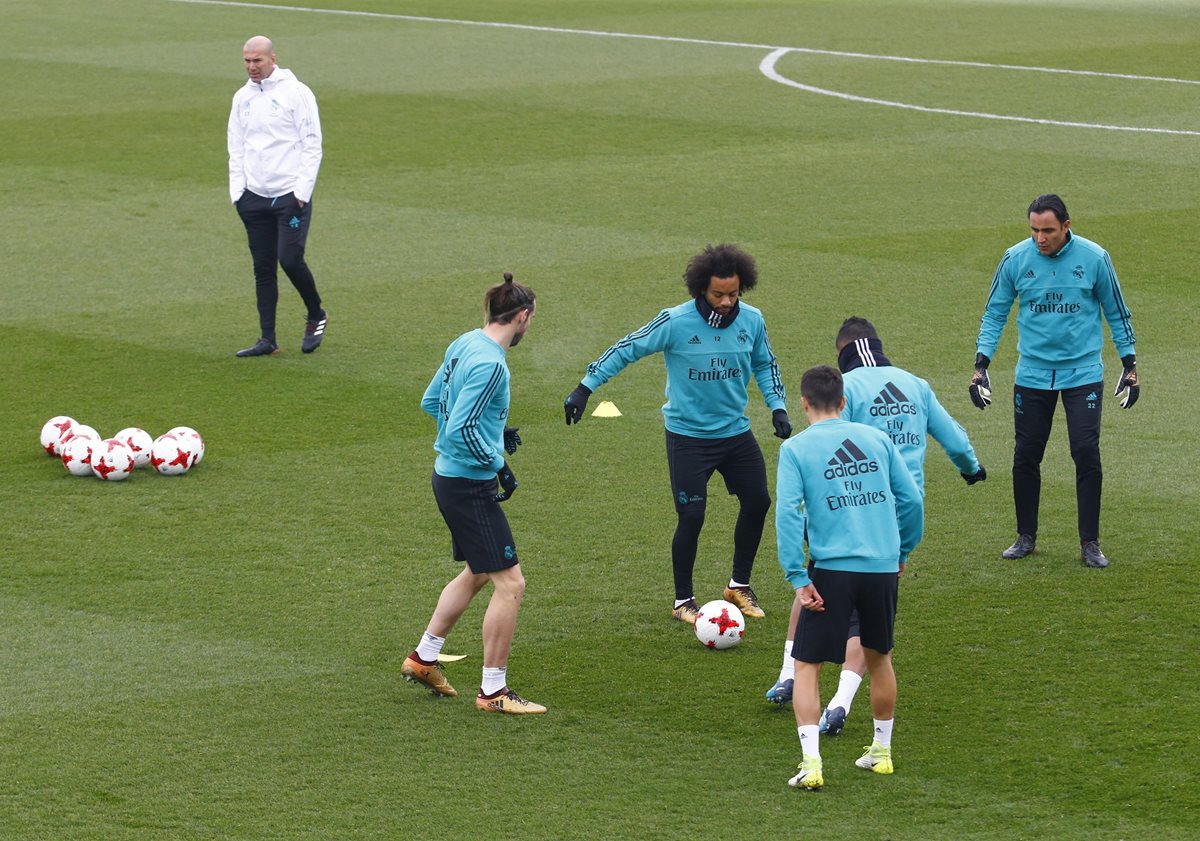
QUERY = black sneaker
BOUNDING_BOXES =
[236,338,279,357]
[1001,534,1036,559]
[820,705,847,737]
[1081,540,1110,569]
[302,310,328,354]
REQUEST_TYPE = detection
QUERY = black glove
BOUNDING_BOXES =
[772,409,792,440]
[564,383,592,425]
[494,462,518,502]
[1114,355,1139,409]
[969,353,992,410]
[961,465,987,485]
[503,426,522,455]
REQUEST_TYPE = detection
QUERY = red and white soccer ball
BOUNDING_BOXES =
[40,416,77,456]
[694,599,746,650]
[59,424,101,453]
[91,438,135,481]
[61,435,101,477]
[150,433,195,475]
[166,426,205,466]
[114,427,154,468]
[42,417,205,478]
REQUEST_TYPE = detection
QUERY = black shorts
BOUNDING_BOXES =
[666,429,768,512]
[792,568,897,663]
[431,472,519,574]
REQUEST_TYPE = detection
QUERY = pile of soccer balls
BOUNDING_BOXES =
[41,415,205,481]
[694,599,746,650]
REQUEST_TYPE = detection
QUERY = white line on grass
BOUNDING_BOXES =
[172,0,1200,135]
[760,48,1200,137]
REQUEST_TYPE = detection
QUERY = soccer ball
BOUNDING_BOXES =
[150,433,195,475]
[694,599,746,650]
[59,424,101,452]
[91,438,135,481]
[61,435,100,477]
[114,427,154,468]
[40,416,76,456]
[167,426,205,466]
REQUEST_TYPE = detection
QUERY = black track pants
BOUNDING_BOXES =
[236,191,322,340]
[1011,382,1103,542]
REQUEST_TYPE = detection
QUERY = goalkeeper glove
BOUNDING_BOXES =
[503,426,522,455]
[1114,355,1139,409]
[772,409,792,440]
[961,465,987,485]
[969,353,992,410]
[564,383,592,425]
[494,462,518,502]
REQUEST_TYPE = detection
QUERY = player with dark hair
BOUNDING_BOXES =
[777,365,923,790]
[681,244,760,298]
[564,244,790,625]
[767,317,984,735]
[972,194,1139,568]
[404,273,546,715]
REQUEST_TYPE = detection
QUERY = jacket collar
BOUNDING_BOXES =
[248,67,294,92]
[694,297,740,329]
[838,337,892,373]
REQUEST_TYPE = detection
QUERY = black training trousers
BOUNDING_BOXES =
[665,429,772,600]
[236,190,322,342]
[1011,381,1103,542]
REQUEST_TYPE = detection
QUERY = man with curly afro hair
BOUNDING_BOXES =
[564,244,791,627]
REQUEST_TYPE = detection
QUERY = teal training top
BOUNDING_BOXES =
[580,300,786,439]
[842,365,980,492]
[977,232,1135,390]
[421,329,509,480]
[776,418,924,590]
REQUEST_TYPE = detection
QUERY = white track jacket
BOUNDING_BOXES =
[227,68,323,204]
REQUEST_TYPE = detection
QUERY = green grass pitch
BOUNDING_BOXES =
[3,0,1199,838]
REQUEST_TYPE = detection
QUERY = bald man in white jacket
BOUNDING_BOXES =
[228,36,328,357]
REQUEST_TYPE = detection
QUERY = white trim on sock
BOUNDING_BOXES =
[778,639,795,682]
[829,669,864,713]
[873,718,894,748]
[415,631,446,663]
[797,725,821,760]
[481,666,507,696]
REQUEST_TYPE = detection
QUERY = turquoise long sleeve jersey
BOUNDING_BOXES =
[842,365,980,492]
[580,300,786,439]
[977,232,1135,390]
[421,329,510,480]
[776,418,924,590]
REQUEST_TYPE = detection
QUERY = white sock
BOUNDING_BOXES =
[797,725,820,760]
[873,718,894,748]
[674,597,694,608]
[728,579,748,589]
[778,640,795,683]
[829,670,863,714]
[481,666,507,696]
[414,631,446,663]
